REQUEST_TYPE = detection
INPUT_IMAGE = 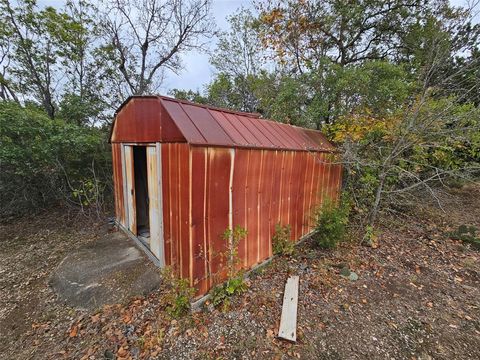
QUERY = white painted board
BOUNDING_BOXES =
[147,144,165,266]
[278,275,299,342]
[124,145,136,235]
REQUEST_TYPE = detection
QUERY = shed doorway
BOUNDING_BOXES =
[133,146,150,243]
[123,144,165,266]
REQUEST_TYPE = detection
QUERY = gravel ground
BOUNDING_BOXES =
[1,185,479,360]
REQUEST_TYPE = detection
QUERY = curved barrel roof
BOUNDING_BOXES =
[110,95,335,152]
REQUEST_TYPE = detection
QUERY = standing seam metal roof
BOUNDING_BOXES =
[111,95,335,152]
[157,96,335,152]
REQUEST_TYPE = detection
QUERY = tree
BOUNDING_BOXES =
[0,0,102,120]
[169,88,209,104]
[57,0,107,125]
[211,8,264,79]
[100,0,215,96]
[0,16,18,102]
[256,0,422,73]
[208,8,268,112]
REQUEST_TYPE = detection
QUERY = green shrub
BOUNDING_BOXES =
[211,275,247,309]
[448,225,480,250]
[272,223,294,256]
[162,267,195,318]
[362,224,379,248]
[0,101,111,216]
[210,226,248,310]
[313,197,350,249]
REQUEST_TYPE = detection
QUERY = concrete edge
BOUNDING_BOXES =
[116,221,162,268]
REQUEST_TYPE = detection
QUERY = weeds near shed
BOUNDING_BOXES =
[362,225,379,248]
[447,225,480,250]
[161,267,195,318]
[313,197,350,249]
[272,223,294,256]
[210,226,248,310]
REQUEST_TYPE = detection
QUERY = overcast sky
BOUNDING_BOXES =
[38,0,477,95]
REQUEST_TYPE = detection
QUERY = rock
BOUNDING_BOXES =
[348,272,359,281]
[340,267,351,277]
[104,350,115,359]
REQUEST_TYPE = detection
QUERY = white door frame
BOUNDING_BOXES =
[121,143,165,266]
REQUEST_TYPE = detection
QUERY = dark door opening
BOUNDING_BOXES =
[133,146,150,242]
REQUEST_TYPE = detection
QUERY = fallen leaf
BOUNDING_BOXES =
[69,325,78,338]
[117,347,128,357]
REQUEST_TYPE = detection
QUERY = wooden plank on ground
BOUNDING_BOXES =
[278,275,299,342]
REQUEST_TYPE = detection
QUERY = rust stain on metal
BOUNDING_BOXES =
[110,96,342,298]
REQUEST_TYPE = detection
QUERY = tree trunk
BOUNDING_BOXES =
[369,170,387,226]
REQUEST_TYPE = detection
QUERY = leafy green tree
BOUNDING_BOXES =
[209,8,267,112]
[0,15,18,102]
[58,0,108,125]
[1,0,74,118]
[256,0,422,72]
[0,0,108,123]
[169,89,209,104]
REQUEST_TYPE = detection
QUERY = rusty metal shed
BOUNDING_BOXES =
[110,95,342,296]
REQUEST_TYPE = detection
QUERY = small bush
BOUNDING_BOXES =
[362,224,379,248]
[448,225,480,250]
[209,225,248,310]
[272,223,294,256]
[211,275,248,310]
[313,197,350,249]
[162,267,195,318]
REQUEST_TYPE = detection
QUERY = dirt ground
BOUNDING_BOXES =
[1,185,479,360]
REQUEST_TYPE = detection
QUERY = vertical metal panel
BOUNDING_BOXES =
[160,143,190,276]
[328,154,336,201]
[112,143,125,227]
[289,152,301,240]
[247,150,261,266]
[260,150,275,257]
[232,149,249,268]
[302,153,314,232]
[171,144,180,272]
[322,154,332,203]
[124,145,136,235]
[147,145,165,266]
[179,144,190,280]
[318,153,327,206]
[269,151,283,235]
[185,146,342,297]
[190,146,209,294]
[283,152,295,240]
[207,147,232,282]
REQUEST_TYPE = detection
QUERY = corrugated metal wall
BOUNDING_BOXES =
[112,142,342,296]
[160,145,342,295]
[160,143,190,277]
[112,143,125,227]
